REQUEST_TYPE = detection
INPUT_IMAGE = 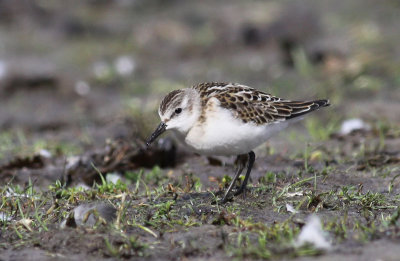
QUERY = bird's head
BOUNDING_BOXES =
[146,88,200,147]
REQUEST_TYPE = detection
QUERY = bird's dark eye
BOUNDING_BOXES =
[175,108,182,114]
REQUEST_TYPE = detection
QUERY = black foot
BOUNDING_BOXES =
[220,151,256,203]
[233,186,248,196]
[234,151,255,197]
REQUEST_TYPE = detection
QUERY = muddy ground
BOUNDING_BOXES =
[1,0,400,260]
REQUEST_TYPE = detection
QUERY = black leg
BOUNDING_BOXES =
[234,151,255,196]
[221,154,247,203]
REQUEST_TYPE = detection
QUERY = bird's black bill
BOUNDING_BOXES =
[146,122,167,147]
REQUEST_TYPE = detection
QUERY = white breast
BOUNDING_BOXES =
[183,98,289,156]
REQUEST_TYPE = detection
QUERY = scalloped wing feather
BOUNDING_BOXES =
[193,82,329,125]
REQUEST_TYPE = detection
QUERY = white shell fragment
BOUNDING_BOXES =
[286,203,299,214]
[295,215,331,250]
[339,118,371,135]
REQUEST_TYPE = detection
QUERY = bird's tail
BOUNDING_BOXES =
[283,99,330,120]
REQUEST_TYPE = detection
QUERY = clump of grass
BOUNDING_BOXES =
[96,173,128,194]
[104,234,148,258]
[224,215,324,259]
[126,166,165,186]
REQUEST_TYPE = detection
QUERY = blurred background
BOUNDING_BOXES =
[0,0,399,174]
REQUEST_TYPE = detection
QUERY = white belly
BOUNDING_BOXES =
[182,102,289,156]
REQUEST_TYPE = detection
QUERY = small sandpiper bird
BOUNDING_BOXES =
[146,82,329,202]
